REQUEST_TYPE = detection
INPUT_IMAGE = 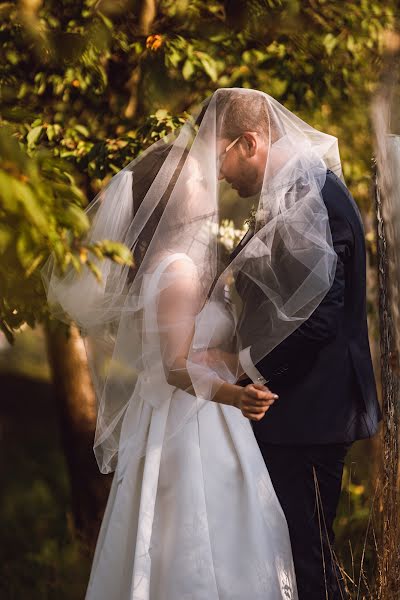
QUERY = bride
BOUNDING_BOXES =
[42,88,338,599]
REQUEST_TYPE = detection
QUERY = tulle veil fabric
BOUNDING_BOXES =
[41,88,340,475]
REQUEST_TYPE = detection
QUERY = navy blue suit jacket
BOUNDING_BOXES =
[235,170,381,445]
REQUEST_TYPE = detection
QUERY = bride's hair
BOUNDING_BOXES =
[126,143,190,283]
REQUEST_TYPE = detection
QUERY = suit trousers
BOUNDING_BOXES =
[255,439,350,600]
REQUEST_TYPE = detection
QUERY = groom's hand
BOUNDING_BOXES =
[234,383,278,421]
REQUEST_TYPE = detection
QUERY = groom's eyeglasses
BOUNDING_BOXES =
[218,135,241,166]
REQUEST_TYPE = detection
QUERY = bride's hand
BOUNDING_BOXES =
[234,383,278,421]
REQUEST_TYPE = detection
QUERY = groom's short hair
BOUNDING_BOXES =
[214,90,282,143]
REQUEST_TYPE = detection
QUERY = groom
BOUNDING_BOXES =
[218,95,382,599]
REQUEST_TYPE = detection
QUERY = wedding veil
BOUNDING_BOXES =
[41,88,340,474]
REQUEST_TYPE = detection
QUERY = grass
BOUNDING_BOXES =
[0,373,91,600]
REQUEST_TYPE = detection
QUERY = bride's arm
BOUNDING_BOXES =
[157,259,277,420]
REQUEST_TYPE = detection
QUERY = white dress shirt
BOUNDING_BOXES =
[239,346,268,385]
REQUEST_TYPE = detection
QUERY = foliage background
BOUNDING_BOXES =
[0,0,395,598]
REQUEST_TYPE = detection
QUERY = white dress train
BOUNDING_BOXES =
[85,253,298,600]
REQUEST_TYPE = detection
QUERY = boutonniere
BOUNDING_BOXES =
[244,205,257,231]
[244,204,268,232]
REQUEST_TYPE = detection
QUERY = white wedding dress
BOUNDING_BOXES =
[85,253,298,600]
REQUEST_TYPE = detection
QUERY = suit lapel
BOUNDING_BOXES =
[229,227,255,262]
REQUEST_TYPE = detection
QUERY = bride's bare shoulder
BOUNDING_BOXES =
[158,254,199,303]
[163,253,197,277]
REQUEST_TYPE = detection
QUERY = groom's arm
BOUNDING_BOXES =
[239,202,354,388]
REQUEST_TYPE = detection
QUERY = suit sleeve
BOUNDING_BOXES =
[247,206,354,387]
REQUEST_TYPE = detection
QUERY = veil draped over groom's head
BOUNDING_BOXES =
[42,88,341,474]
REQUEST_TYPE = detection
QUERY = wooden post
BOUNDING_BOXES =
[374,139,400,598]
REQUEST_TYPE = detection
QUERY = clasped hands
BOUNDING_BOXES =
[191,348,278,421]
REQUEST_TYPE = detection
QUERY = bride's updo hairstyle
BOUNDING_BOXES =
[126,144,189,284]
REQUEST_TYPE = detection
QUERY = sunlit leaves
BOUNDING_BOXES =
[0,122,133,338]
[164,36,223,85]
[91,240,134,266]
[57,204,90,237]
[323,33,338,56]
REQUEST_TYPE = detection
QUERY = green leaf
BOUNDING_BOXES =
[16,229,37,271]
[13,180,48,231]
[268,77,288,96]
[97,11,114,30]
[46,124,56,142]
[182,59,194,80]
[242,49,266,65]
[323,33,338,57]
[74,124,90,138]
[60,203,90,236]
[166,49,181,68]
[0,224,14,253]
[53,240,66,264]
[6,50,19,65]
[0,172,18,213]
[27,125,43,147]
[25,253,45,277]
[196,52,218,82]
[86,259,103,282]
[97,240,134,266]
[70,254,82,272]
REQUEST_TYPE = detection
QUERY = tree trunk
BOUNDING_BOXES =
[374,164,400,599]
[44,323,112,551]
[372,30,400,598]
[124,0,158,120]
[138,0,158,36]
[363,210,383,487]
